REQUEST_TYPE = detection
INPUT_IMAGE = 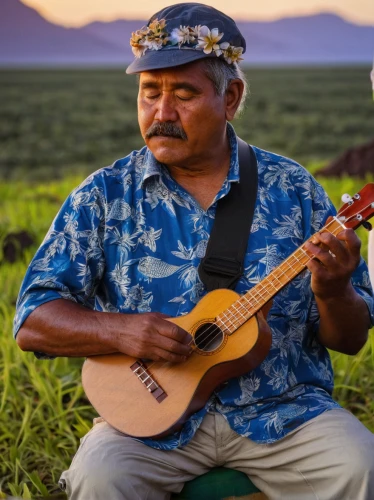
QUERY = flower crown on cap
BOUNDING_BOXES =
[130,18,244,65]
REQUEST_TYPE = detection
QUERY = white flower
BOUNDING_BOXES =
[197,26,224,55]
[129,20,244,65]
[222,45,244,64]
[214,41,229,58]
[169,26,196,47]
[131,40,148,58]
[130,18,168,57]
[190,25,201,39]
[148,18,167,34]
[144,38,163,51]
[130,27,149,57]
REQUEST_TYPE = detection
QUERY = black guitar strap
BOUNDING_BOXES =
[198,137,258,291]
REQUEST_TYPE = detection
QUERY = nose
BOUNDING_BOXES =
[154,93,178,123]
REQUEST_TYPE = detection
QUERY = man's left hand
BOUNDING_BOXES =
[304,227,361,301]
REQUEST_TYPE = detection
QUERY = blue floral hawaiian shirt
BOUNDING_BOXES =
[14,124,374,450]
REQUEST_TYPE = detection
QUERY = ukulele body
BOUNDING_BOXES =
[82,288,272,438]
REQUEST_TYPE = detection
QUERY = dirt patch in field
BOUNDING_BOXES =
[317,138,374,177]
[2,230,35,263]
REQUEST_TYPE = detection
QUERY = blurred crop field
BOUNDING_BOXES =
[0,67,374,498]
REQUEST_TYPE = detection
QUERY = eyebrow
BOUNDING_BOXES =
[140,81,202,94]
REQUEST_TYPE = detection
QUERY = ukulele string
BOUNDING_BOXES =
[143,209,355,377]
[190,215,343,350]
[143,205,366,376]
[184,207,363,354]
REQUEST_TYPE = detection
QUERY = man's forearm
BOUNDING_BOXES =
[16,299,120,357]
[316,284,370,355]
[16,298,192,362]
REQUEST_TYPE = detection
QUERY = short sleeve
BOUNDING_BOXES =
[13,180,106,339]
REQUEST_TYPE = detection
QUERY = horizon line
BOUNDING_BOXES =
[21,2,374,29]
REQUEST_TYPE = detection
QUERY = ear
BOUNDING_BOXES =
[225,79,244,121]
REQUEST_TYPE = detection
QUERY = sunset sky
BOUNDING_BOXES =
[22,0,374,27]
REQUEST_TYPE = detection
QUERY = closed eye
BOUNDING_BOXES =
[176,94,193,101]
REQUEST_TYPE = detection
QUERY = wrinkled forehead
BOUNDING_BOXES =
[137,60,214,89]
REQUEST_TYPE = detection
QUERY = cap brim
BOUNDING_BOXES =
[126,48,217,74]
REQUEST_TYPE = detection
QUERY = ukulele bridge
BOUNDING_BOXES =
[130,360,167,403]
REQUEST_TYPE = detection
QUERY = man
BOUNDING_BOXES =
[14,3,374,499]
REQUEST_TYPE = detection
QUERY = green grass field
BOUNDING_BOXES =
[1,67,374,498]
[1,66,374,180]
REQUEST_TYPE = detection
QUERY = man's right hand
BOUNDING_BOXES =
[112,312,193,363]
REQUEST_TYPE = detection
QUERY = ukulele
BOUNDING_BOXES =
[82,184,374,438]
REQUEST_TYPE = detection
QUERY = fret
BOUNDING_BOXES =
[214,210,362,332]
[216,243,313,328]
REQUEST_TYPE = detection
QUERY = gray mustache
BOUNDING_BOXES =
[145,122,187,140]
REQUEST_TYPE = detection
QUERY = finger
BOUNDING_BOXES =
[141,315,192,349]
[312,230,361,268]
[314,229,361,255]
[306,229,358,264]
[161,320,193,345]
[152,347,189,363]
[156,334,193,356]
[150,318,193,351]
[308,232,346,261]
[336,229,361,254]
[303,240,337,268]
[305,257,328,275]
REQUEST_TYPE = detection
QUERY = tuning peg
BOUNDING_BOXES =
[362,221,372,231]
[341,193,353,203]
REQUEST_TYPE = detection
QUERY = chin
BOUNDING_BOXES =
[152,150,185,166]
[147,138,187,165]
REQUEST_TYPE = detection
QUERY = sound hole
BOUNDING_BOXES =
[194,323,224,352]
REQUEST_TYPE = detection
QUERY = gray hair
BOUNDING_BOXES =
[201,58,248,116]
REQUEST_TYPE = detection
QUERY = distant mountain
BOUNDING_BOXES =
[1,0,373,66]
[0,0,126,65]
[237,13,374,63]
[82,20,139,62]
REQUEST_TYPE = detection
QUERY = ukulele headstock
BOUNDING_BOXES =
[337,184,374,231]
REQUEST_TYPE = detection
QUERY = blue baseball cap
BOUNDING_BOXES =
[126,3,246,74]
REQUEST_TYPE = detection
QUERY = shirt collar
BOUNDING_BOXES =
[140,123,240,187]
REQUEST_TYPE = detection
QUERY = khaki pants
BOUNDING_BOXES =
[59,408,374,500]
